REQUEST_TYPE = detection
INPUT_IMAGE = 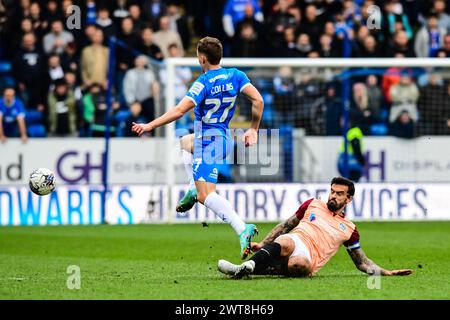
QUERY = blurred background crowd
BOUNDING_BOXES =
[1,0,450,142]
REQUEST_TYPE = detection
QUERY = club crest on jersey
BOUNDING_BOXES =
[309,213,316,222]
[339,223,346,231]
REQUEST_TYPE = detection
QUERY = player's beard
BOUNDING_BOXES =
[327,199,344,212]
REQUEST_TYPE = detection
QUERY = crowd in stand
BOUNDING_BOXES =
[0,0,450,142]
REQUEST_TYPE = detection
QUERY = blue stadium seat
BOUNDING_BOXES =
[27,124,47,137]
[0,61,11,73]
[114,110,131,137]
[370,123,388,136]
[25,110,44,125]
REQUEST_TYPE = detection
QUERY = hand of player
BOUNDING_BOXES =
[243,128,258,147]
[132,122,152,137]
[250,242,262,252]
[384,269,413,276]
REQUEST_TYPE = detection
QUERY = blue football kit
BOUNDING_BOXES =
[185,67,251,183]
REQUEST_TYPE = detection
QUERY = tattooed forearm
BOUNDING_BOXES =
[260,215,300,246]
[348,248,388,275]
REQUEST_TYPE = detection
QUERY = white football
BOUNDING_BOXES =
[29,168,56,196]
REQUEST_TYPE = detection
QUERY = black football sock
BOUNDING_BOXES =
[250,242,282,274]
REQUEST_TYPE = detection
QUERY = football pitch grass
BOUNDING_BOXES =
[0,221,449,300]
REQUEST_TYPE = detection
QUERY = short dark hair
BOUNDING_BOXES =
[331,177,355,197]
[197,37,222,65]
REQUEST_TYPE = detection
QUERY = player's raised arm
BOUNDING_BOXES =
[132,97,195,136]
[241,84,264,147]
[347,247,413,276]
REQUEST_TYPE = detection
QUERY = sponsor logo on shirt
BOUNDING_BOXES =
[209,167,218,180]
[189,82,205,96]
[339,223,346,231]
[309,213,316,222]
[208,74,228,82]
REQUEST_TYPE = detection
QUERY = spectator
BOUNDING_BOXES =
[357,35,380,57]
[338,125,366,182]
[222,0,264,38]
[60,41,79,75]
[85,0,97,26]
[280,27,298,57]
[389,70,419,123]
[381,54,405,104]
[124,101,147,136]
[440,34,450,57]
[13,32,45,111]
[298,4,324,49]
[366,75,383,122]
[153,15,184,58]
[167,3,191,51]
[128,4,144,33]
[80,28,109,90]
[231,22,261,57]
[414,14,447,57]
[43,0,62,23]
[122,55,159,126]
[324,84,343,135]
[45,54,65,92]
[389,110,415,138]
[432,0,450,33]
[417,73,447,135]
[10,18,34,55]
[351,25,370,57]
[318,34,340,58]
[266,0,297,53]
[139,26,164,62]
[0,87,28,143]
[29,2,48,40]
[141,0,166,28]
[95,6,116,41]
[117,17,140,73]
[159,44,192,102]
[351,82,373,134]
[82,83,119,137]
[382,0,413,43]
[295,33,313,57]
[77,23,97,50]
[386,30,416,57]
[47,79,76,136]
[273,66,295,94]
[43,20,74,55]
[113,0,129,23]
[323,21,343,57]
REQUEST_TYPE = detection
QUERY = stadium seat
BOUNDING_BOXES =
[114,110,131,137]
[0,61,11,73]
[25,110,44,125]
[370,123,388,136]
[27,124,47,137]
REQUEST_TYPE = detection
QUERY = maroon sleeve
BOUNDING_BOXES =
[295,198,314,219]
[343,227,361,250]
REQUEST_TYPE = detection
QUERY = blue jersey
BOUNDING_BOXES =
[0,98,25,124]
[185,67,251,137]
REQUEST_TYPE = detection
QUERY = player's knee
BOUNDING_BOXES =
[287,256,312,277]
[196,190,208,204]
[180,134,194,152]
[274,236,295,258]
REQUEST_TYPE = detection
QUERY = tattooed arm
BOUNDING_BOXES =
[347,248,413,276]
[251,214,300,251]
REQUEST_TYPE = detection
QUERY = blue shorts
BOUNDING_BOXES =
[193,134,234,184]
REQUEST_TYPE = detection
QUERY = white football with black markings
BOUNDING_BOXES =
[29,168,56,196]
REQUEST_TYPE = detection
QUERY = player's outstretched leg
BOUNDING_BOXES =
[197,181,258,259]
[176,135,198,212]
